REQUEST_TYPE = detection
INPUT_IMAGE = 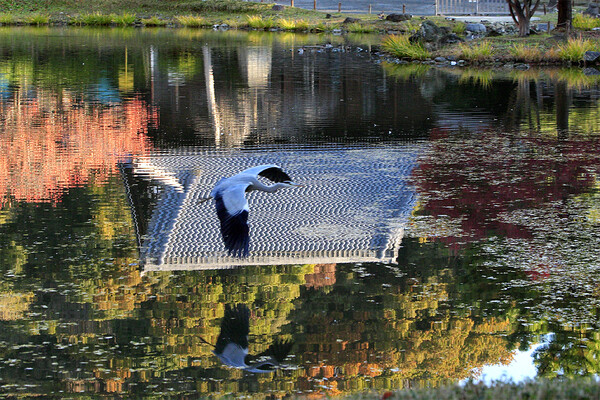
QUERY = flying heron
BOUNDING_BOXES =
[202,165,302,257]
[200,303,294,373]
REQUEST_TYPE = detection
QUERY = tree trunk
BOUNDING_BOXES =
[519,17,531,36]
[557,0,572,31]
[507,0,541,36]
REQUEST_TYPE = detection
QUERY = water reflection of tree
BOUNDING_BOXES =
[0,90,156,204]
[0,181,524,397]
[412,124,600,378]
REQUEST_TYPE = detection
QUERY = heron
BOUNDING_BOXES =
[202,165,302,257]
[200,303,294,373]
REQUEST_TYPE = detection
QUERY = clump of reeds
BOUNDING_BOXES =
[458,41,494,62]
[74,12,113,26]
[245,15,275,30]
[112,13,136,26]
[346,22,376,33]
[509,43,544,62]
[451,22,466,35]
[381,35,430,60]
[0,13,18,25]
[557,37,595,62]
[142,16,168,26]
[222,18,240,29]
[26,14,50,26]
[176,15,207,28]
[277,18,308,31]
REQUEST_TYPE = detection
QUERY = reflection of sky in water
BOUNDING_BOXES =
[0,74,9,99]
[473,344,542,384]
[468,335,555,385]
[87,77,122,104]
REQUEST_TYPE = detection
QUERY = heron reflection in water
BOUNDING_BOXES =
[201,165,302,257]
[201,304,294,373]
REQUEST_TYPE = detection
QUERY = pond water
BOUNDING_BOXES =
[0,26,600,398]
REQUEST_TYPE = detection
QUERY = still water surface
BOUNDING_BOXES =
[0,27,600,398]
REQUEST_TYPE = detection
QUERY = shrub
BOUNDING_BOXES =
[458,41,494,61]
[573,13,600,30]
[381,35,430,60]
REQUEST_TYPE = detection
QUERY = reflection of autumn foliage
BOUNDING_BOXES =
[305,264,337,288]
[294,274,515,396]
[0,92,156,204]
[412,129,600,247]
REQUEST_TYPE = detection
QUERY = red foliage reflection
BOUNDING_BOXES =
[0,93,156,205]
[413,128,600,248]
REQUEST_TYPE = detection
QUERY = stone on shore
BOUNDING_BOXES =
[386,13,412,22]
[465,23,486,34]
[584,51,600,63]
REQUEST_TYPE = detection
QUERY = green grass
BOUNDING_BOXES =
[381,35,430,60]
[399,19,421,34]
[573,13,600,30]
[557,37,595,62]
[458,41,494,62]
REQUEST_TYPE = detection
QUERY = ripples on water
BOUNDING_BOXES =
[0,27,599,397]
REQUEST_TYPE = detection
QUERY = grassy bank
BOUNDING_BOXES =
[0,0,357,30]
[1,0,599,65]
[348,379,600,400]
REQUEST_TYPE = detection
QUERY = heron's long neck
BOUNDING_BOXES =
[251,180,288,193]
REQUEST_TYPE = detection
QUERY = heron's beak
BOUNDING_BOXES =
[290,182,304,187]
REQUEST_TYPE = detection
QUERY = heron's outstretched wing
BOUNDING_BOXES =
[214,304,250,367]
[241,165,292,183]
[214,183,250,257]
